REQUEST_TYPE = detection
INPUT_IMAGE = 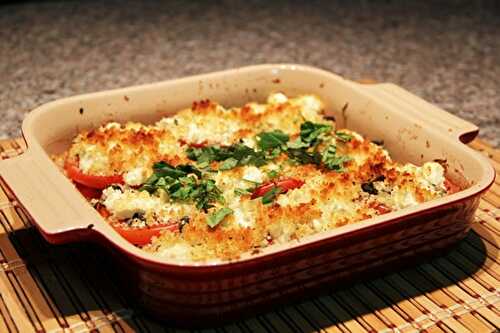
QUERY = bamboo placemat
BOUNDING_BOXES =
[0,137,498,333]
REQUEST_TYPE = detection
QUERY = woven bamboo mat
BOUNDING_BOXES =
[0,137,498,333]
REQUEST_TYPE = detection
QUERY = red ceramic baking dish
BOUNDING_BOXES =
[0,64,494,325]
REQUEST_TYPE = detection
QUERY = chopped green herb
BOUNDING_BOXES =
[242,178,261,185]
[234,188,252,196]
[335,131,353,142]
[140,162,223,211]
[187,144,267,170]
[257,130,289,151]
[267,170,279,179]
[321,144,350,171]
[152,161,190,179]
[321,144,336,165]
[287,148,322,165]
[219,157,238,170]
[300,121,332,144]
[261,185,283,204]
[286,137,309,149]
[207,207,233,228]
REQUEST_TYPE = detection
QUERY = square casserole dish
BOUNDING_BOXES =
[0,64,494,325]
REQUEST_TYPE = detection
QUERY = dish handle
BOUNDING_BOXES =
[0,151,96,244]
[361,83,479,144]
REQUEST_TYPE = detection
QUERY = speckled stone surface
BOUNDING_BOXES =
[1,1,499,146]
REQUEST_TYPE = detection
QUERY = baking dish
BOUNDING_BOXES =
[0,64,494,325]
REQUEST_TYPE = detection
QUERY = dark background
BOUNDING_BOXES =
[1,0,498,146]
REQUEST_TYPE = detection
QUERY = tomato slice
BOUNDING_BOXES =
[75,183,102,200]
[65,159,123,189]
[444,178,461,194]
[113,224,178,246]
[370,202,392,215]
[251,178,304,199]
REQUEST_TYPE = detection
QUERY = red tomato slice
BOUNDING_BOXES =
[65,159,123,189]
[97,205,111,218]
[75,183,102,200]
[371,202,392,215]
[113,224,178,246]
[251,178,304,199]
[444,178,461,194]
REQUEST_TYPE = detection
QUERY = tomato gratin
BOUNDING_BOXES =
[54,93,459,262]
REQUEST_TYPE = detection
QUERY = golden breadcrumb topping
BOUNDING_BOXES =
[58,93,453,262]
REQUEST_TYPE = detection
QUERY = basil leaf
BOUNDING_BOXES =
[152,161,187,178]
[219,157,238,170]
[287,148,321,165]
[234,188,252,196]
[321,144,337,163]
[300,121,331,144]
[177,164,202,178]
[336,131,353,142]
[257,130,289,151]
[321,144,350,171]
[267,170,279,179]
[207,207,233,228]
[141,161,224,211]
[261,185,283,204]
[187,144,267,170]
[286,137,309,149]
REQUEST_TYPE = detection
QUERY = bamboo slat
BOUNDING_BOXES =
[0,137,498,333]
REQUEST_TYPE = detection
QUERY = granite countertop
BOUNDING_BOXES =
[1,0,498,147]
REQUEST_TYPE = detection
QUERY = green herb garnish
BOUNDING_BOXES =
[261,185,283,204]
[219,157,238,170]
[286,137,310,149]
[257,130,289,151]
[267,170,279,179]
[321,144,351,171]
[207,207,233,228]
[287,148,321,165]
[234,188,252,196]
[187,144,267,170]
[300,121,332,144]
[140,161,224,211]
[335,131,353,142]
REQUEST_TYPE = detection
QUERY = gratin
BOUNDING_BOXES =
[54,93,458,261]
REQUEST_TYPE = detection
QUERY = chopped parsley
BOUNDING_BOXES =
[207,207,233,228]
